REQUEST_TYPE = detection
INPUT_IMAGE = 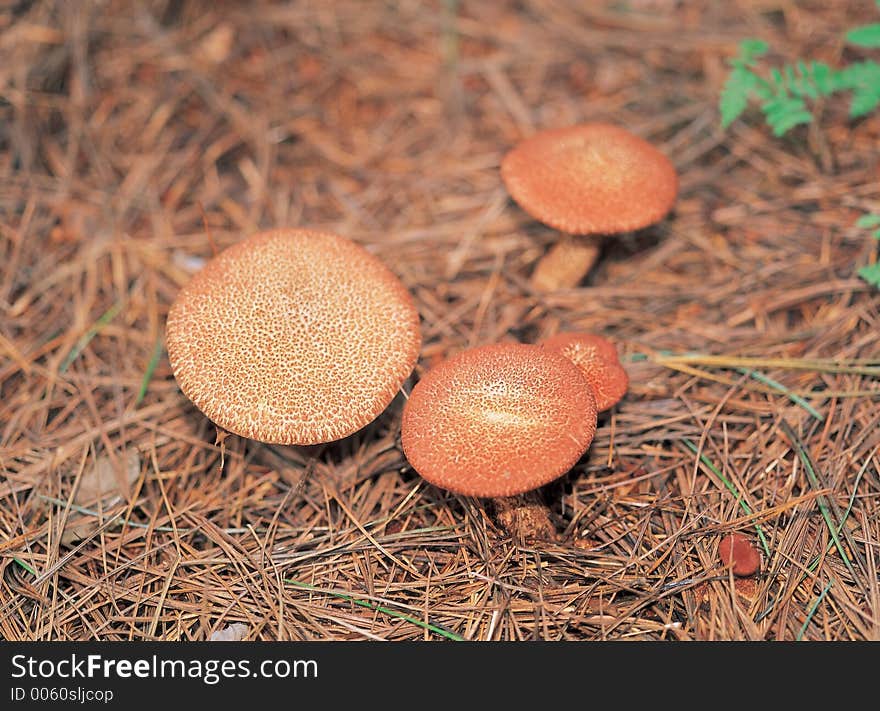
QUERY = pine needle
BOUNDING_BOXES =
[797,580,834,640]
[736,367,824,421]
[779,420,856,578]
[285,579,464,641]
[136,336,164,405]
[682,439,771,556]
[59,301,124,373]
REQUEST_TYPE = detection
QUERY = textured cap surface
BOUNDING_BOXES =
[501,123,678,235]
[540,332,628,412]
[166,229,421,445]
[401,343,597,498]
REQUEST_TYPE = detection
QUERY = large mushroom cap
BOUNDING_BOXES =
[401,343,597,498]
[540,332,629,412]
[166,228,421,445]
[500,123,678,235]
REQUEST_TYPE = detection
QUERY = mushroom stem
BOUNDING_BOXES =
[529,234,601,292]
[490,491,557,543]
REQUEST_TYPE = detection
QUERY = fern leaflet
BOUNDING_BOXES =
[720,7,880,135]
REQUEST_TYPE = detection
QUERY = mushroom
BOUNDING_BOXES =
[401,342,597,540]
[718,532,761,578]
[501,123,678,292]
[165,228,421,446]
[539,332,628,412]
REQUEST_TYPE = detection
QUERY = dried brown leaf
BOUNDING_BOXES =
[74,450,140,506]
[209,623,249,641]
[61,451,141,545]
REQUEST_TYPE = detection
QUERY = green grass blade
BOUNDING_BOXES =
[640,351,880,377]
[779,421,855,576]
[59,301,124,373]
[13,558,36,576]
[285,579,464,641]
[796,580,833,640]
[136,336,164,405]
[682,439,770,556]
[736,368,824,421]
[757,452,873,623]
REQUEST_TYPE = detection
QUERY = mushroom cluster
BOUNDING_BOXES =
[165,123,653,543]
[400,332,628,540]
[396,122,662,537]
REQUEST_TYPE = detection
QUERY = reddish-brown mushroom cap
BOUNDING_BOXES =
[718,533,761,577]
[539,332,629,412]
[401,343,598,498]
[165,228,421,445]
[500,123,678,235]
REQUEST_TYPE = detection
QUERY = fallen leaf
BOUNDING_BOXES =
[62,450,141,545]
[75,450,140,505]
[209,623,249,641]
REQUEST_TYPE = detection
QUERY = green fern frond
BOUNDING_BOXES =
[857,215,880,288]
[720,7,880,135]
[836,60,880,117]
[858,262,880,287]
[850,88,880,117]
[809,61,840,94]
[857,214,880,241]
[719,39,772,128]
[855,214,880,229]
[789,62,816,98]
[718,43,843,135]
[790,61,836,98]
[761,94,813,135]
[846,23,880,48]
[720,66,758,128]
[732,38,769,68]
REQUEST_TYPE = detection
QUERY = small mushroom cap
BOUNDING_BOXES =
[718,533,761,577]
[166,228,421,445]
[500,123,678,235]
[540,332,629,412]
[401,343,598,498]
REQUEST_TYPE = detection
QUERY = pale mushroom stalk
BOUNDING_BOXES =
[529,234,602,292]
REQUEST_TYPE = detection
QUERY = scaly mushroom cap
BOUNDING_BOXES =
[500,123,678,235]
[401,343,597,498]
[166,228,421,445]
[540,332,628,412]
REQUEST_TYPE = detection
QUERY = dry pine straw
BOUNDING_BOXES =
[0,0,878,641]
